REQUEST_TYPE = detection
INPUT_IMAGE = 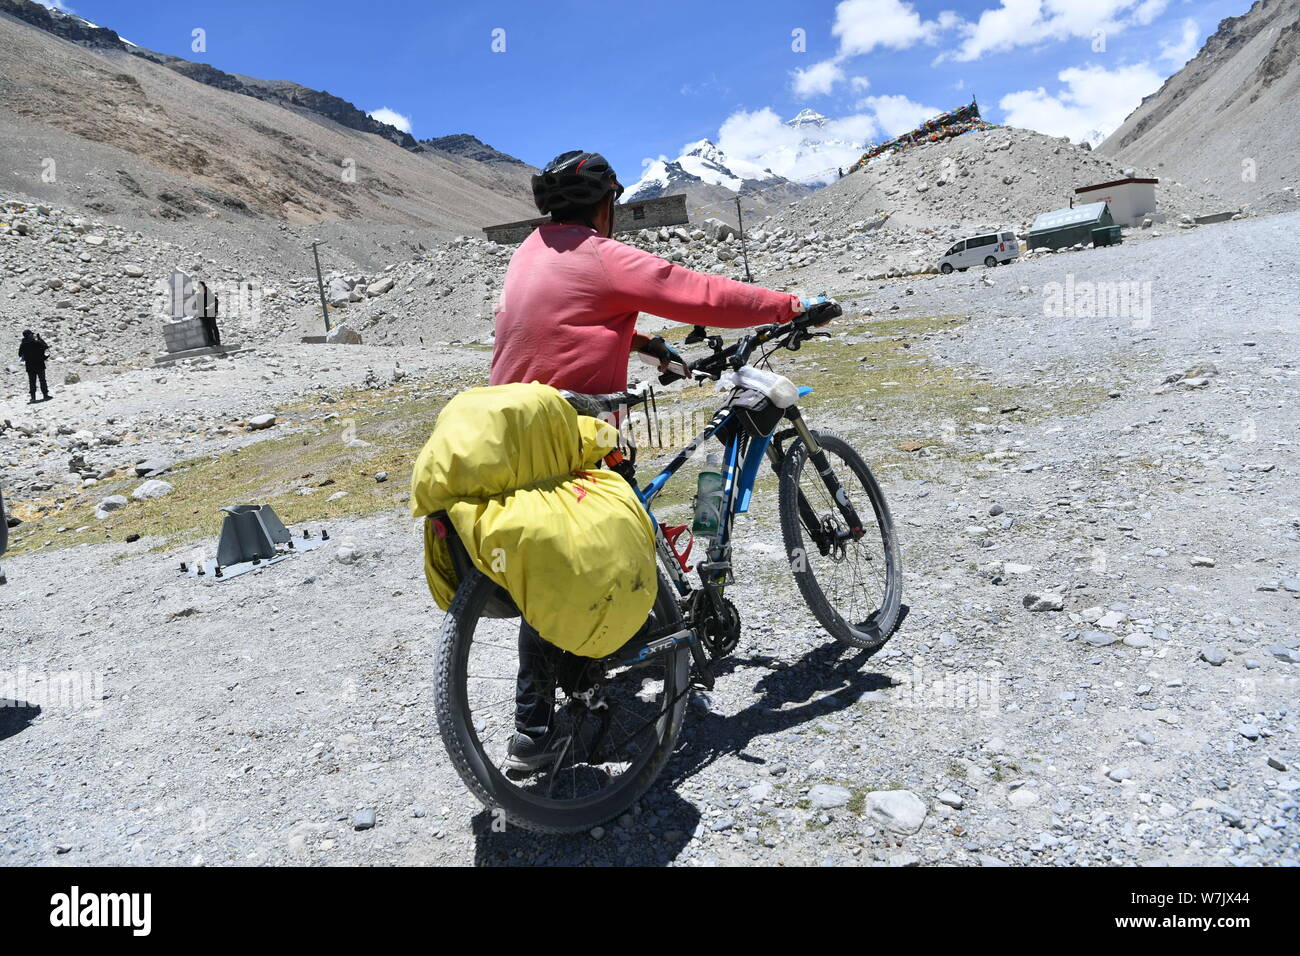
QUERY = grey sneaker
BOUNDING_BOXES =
[502,727,561,774]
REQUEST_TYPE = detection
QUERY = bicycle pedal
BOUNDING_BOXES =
[690,670,715,691]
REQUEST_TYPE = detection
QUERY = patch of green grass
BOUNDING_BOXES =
[846,788,866,815]
[8,384,448,557]
[773,313,1107,477]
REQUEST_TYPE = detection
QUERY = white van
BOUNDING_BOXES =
[938,231,1020,273]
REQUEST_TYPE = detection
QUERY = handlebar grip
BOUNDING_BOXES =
[799,300,842,327]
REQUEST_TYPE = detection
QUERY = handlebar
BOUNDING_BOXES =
[666,299,842,383]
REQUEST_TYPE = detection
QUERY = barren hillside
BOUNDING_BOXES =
[772,126,1226,237]
[1098,0,1300,213]
[0,8,535,232]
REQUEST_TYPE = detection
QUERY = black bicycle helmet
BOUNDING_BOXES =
[531,150,624,215]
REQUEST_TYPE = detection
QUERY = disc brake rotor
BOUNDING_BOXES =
[819,515,849,562]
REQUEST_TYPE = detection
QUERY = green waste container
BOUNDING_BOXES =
[1091,225,1123,247]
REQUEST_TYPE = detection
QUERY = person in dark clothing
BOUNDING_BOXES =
[18,330,50,403]
[198,281,221,346]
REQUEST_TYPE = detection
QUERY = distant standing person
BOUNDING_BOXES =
[198,281,220,346]
[18,330,50,404]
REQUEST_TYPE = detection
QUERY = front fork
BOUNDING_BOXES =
[782,407,866,547]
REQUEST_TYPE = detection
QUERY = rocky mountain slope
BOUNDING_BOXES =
[0,2,534,232]
[771,126,1228,242]
[1098,0,1300,213]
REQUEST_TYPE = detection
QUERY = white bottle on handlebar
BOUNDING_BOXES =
[719,365,799,408]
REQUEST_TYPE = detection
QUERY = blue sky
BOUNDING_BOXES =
[50,0,1249,183]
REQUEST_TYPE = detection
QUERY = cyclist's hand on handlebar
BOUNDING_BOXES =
[634,334,691,383]
[796,295,842,327]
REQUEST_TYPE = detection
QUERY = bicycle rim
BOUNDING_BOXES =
[435,571,689,832]
[779,431,902,647]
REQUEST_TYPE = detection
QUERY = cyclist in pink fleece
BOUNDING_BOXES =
[491,151,801,397]
[491,149,804,771]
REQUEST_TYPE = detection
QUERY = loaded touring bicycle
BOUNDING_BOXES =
[432,300,905,832]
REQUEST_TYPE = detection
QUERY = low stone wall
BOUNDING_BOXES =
[162,317,208,353]
[483,194,689,244]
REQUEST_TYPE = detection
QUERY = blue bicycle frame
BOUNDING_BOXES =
[635,385,815,597]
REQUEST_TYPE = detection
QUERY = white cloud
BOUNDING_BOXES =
[950,0,1173,62]
[710,95,962,183]
[36,0,74,10]
[1131,0,1169,26]
[833,0,951,55]
[716,107,877,184]
[860,94,942,137]
[999,62,1164,142]
[367,107,412,134]
[1159,18,1199,65]
[792,59,846,97]
[788,1,958,99]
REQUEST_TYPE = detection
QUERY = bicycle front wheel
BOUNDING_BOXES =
[777,429,903,650]
[434,569,690,834]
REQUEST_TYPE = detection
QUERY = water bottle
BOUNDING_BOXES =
[692,454,725,538]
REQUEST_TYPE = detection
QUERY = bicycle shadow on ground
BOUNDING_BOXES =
[0,699,41,742]
[469,787,699,866]
[658,639,893,792]
[470,640,895,865]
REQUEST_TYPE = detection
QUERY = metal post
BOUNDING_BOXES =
[734,196,753,283]
[0,486,9,585]
[310,240,331,333]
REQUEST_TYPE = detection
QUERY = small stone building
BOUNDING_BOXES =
[483,194,689,244]
[1073,177,1157,227]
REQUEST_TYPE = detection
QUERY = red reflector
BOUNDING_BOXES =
[431,517,448,539]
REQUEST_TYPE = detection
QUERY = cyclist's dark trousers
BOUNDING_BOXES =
[515,621,561,736]
[26,364,48,400]
[201,316,220,346]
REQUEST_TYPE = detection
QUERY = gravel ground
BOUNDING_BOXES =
[1,213,1297,867]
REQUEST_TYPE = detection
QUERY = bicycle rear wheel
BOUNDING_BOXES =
[434,569,690,833]
[777,429,903,650]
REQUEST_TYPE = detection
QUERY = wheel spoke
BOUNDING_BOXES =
[441,572,686,829]
[781,433,900,647]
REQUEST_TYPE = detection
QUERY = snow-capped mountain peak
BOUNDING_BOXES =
[787,108,830,130]
[624,139,785,201]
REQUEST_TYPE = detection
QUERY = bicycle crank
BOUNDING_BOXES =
[688,589,741,659]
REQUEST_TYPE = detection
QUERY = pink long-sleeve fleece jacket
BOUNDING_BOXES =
[490,223,799,395]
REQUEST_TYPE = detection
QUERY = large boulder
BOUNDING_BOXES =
[94,495,128,519]
[134,458,172,478]
[865,790,928,834]
[325,324,362,345]
[702,217,737,242]
[366,277,395,297]
[132,479,174,501]
[327,277,351,305]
